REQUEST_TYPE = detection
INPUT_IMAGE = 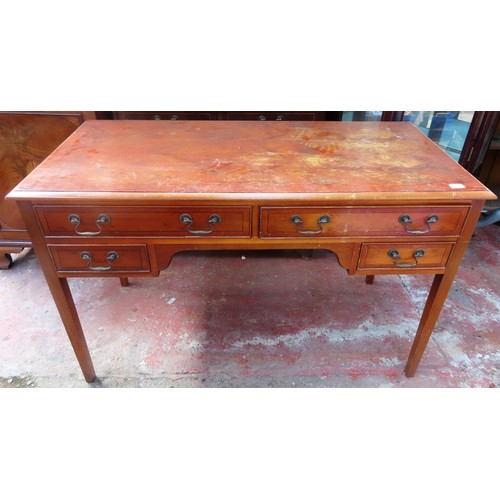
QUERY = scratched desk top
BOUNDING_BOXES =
[10,120,496,202]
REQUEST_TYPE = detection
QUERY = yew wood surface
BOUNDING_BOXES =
[11,120,496,202]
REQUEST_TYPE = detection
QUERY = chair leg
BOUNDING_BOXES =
[365,275,375,285]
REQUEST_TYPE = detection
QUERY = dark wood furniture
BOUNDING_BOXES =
[113,111,326,121]
[218,112,325,121]
[0,111,96,268]
[475,117,500,226]
[8,120,495,382]
[113,111,218,120]
[459,112,500,226]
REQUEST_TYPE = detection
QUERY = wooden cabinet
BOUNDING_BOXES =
[0,111,95,268]
[219,112,325,121]
[113,111,325,121]
[113,111,217,120]
[477,117,500,191]
[475,117,500,226]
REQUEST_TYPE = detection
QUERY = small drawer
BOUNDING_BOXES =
[260,206,469,238]
[357,243,455,271]
[48,244,150,273]
[36,206,252,238]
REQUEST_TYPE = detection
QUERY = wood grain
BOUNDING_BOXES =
[10,120,496,201]
[0,112,95,269]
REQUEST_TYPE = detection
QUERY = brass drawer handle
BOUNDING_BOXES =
[276,115,285,121]
[153,114,162,120]
[258,115,267,121]
[69,213,110,235]
[180,213,222,234]
[80,251,119,271]
[398,214,439,234]
[388,249,425,267]
[290,214,331,234]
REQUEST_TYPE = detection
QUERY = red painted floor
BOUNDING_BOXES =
[1,225,499,387]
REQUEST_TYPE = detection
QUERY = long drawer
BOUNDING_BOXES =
[48,244,151,273]
[357,242,455,271]
[260,206,469,238]
[36,206,252,238]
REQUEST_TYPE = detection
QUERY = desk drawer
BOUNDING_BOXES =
[357,243,454,271]
[48,244,150,273]
[36,206,251,237]
[260,206,469,238]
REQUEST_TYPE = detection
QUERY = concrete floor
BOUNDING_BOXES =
[0,225,499,388]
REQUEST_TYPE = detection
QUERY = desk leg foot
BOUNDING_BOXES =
[404,273,454,377]
[51,277,96,382]
[365,275,375,285]
[120,277,129,287]
[299,249,314,261]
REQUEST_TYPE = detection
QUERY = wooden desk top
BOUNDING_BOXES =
[10,120,496,202]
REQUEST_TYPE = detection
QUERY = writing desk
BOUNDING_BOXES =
[8,120,496,382]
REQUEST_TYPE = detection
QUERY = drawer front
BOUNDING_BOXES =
[36,206,251,237]
[357,243,455,271]
[49,245,150,273]
[223,112,324,121]
[113,112,217,120]
[260,206,469,238]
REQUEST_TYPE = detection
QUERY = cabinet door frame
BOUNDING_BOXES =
[381,111,500,176]
[458,111,500,174]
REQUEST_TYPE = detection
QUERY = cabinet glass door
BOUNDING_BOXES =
[403,111,474,161]
[341,111,383,121]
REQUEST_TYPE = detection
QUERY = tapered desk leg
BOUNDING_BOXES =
[120,277,129,287]
[404,273,455,377]
[48,277,96,382]
[404,200,485,377]
[365,275,375,285]
[17,201,96,383]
